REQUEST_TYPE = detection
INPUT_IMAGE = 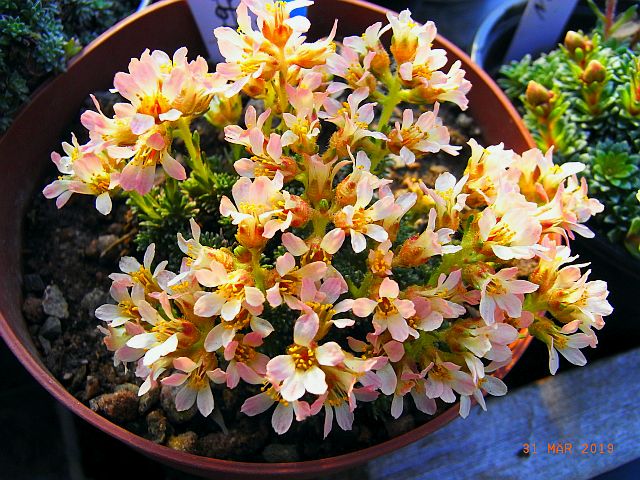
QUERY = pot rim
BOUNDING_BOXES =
[0,0,534,476]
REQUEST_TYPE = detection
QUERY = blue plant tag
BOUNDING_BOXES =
[187,0,307,62]
[504,0,579,62]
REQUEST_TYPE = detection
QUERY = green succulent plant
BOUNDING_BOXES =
[499,1,640,259]
[0,0,139,134]
[128,152,237,269]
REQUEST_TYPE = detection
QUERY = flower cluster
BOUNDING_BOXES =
[500,0,640,258]
[47,1,612,438]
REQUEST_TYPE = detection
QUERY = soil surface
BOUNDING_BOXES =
[22,96,484,462]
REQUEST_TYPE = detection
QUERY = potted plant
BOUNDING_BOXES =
[0,0,612,478]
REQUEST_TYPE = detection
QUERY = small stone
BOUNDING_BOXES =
[23,273,45,293]
[89,389,139,423]
[146,409,168,444]
[71,365,87,391]
[42,285,69,319]
[198,418,269,459]
[40,316,62,340]
[22,296,45,324]
[80,288,111,320]
[139,386,160,415]
[115,383,139,394]
[167,431,198,453]
[85,239,99,258]
[84,375,100,400]
[107,223,124,235]
[262,444,300,463]
[456,113,473,129]
[384,413,415,438]
[160,385,197,424]
[38,335,51,355]
[96,234,118,252]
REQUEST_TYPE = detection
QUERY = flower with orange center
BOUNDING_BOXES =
[321,176,395,254]
[219,171,293,247]
[161,355,226,417]
[267,340,345,402]
[387,104,460,165]
[194,263,265,320]
[241,383,312,434]
[477,267,538,325]
[43,138,122,215]
[350,278,417,342]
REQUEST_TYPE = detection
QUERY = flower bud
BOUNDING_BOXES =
[236,218,267,249]
[582,60,606,84]
[525,81,553,107]
[286,195,311,227]
[370,49,391,76]
[564,31,591,59]
[205,94,242,129]
[335,176,358,206]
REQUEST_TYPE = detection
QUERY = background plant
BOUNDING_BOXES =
[500,0,640,258]
[0,0,139,134]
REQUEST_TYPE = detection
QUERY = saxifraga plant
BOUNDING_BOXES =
[43,1,612,438]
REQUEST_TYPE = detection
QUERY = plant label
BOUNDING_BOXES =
[504,0,579,62]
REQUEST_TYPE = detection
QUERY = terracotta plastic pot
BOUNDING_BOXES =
[0,0,534,478]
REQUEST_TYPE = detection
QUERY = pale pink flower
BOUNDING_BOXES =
[326,45,376,93]
[321,176,395,254]
[463,140,516,205]
[459,321,519,365]
[284,277,353,345]
[43,138,121,215]
[241,384,311,435]
[478,267,539,325]
[109,125,186,195]
[536,176,604,240]
[95,282,157,327]
[266,252,327,307]
[389,364,437,419]
[266,341,345,402]
[213,3,277,96]
[343,21,390,56]
[397,208,461,266]
[194,265,265,320]
[478,207,544,260]
[161,356,226,417]
[109,243,170,291]
[405,271,470,329]
[419,171,468,229]
[233,132,297,180]
[223,334,270,388]
[423,359,475,403]
[379,187,418,242]
[459,375,507,418]
[113,48,216,123]
[224,106,272,153]
[204,309,273,352]
[367,240,394,277]
[547,333,592,375]
[321,87,387,153]
[309,356,380,438]
[219,171,293,247]
[98,321,146,367]
[350,278,417,342]
[388,104,461,165]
